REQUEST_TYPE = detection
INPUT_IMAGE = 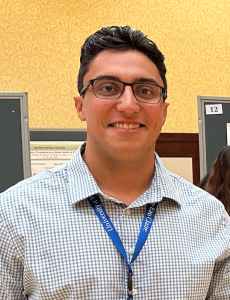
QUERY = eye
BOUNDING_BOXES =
[135,84,157,98]
[101,85,116,93]
[94,80,122,96]
[139,88,152,95]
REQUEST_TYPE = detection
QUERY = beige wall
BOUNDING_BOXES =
[1,0,230,132]
[161,157,193,183]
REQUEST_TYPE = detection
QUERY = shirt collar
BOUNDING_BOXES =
[68,143,101,205]
[67,143,181,207]
[151,153,182,207]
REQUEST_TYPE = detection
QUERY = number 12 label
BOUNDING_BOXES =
[205,104,223,115]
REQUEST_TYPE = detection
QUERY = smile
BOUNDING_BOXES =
[109,123,144,129]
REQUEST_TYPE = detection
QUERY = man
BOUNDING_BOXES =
[0,26,230,299]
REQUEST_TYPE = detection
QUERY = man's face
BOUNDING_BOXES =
[75,50,169,161]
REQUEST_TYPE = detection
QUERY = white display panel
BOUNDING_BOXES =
[30,141,83,175]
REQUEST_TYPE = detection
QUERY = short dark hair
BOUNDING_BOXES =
[77,25,167,100]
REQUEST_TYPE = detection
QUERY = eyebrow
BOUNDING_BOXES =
[94,75,162,87]
[94,75,121,81]
[133,77,161,86]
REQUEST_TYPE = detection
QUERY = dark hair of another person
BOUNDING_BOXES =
[198,172,210,189]
[77,25,167,100]
[205,146,230,214]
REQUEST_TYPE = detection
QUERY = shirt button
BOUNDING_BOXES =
[125,209,131,216]
[129,247,134,254]
[132,289,137,295]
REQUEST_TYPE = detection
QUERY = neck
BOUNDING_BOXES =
[82,145,155,206]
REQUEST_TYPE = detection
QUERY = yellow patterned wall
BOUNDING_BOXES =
[1,0,230,132]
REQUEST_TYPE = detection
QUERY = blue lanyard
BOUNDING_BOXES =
[88,194,158,300]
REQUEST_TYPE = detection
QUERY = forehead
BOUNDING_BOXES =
[84,50,163,86]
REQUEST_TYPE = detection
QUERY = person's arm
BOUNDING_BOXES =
[0,211,26,299]
[206,210,230,299]
[206,257,230,299]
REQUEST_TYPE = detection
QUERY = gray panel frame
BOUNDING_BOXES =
[197,95,230,179]
[0,92,31,179]
[30,127,87,141]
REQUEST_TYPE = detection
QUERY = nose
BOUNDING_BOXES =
[116,86,140,115]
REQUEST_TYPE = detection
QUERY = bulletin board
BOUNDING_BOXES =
[0,92,31,193]
[197,95,230,179]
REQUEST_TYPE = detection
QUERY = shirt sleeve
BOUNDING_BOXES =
[0,211,26,300]
[206,211,230,299]
[206,257,230,299]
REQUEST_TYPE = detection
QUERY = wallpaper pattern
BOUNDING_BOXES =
[1,0,230,132]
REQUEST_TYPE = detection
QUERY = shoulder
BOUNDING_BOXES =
[156,156,230,250]
[0,162,68,211]
[155,153,227,214]
[173,171,223,208]
[0,162,72,247]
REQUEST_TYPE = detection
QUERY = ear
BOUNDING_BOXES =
[162,102,169,126]
[73,96,86,121]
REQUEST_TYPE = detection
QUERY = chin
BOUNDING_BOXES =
[110,143,155,158]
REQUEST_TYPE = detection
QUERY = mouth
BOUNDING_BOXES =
[109,122,145,130]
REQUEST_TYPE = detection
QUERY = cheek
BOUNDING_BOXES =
[83,100,113,124]
[93,100,115,118]
[148,107,163,124]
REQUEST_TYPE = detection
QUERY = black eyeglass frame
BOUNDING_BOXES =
[80,78,166,104]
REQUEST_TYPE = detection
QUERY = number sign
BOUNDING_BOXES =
[205,104,223,115]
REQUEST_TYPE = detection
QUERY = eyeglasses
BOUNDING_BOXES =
[80,78,165,104]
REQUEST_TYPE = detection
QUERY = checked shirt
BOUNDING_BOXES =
[1,144,230,299]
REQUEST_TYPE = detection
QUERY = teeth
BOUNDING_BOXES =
[112,123,141,129]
